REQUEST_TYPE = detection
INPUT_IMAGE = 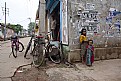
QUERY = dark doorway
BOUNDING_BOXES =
[50,2,60,41]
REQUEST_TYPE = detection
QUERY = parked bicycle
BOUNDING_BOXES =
[11,35,24,58]
[24,35,34,58]
[32,33,63,67]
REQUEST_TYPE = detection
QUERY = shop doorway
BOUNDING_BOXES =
[50,3,60,41]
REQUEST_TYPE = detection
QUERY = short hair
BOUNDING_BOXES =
[88,40,93,44]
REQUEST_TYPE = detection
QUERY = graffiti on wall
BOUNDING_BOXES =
[70,3,99,45]
[106,8,121,36]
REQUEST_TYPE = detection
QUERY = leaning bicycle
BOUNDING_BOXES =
[11,35,24,58]
[32,33,63,67]
[24,35,34,58]
[32,35,46,67]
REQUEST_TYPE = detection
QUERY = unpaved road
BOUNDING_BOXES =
[1,37,121,81]
[0,37,32,81]
[12,59,121,81]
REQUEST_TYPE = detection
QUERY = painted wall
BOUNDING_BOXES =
[43,0,121,62]
[67,0,121,49]
[67,0,121,62]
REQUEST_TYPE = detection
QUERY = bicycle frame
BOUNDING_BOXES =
[11,38,19,50]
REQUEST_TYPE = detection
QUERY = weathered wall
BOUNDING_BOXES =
[94,47,121,60]
[6,28,14,38]
[68,47,121,62]
[67,0,121,62]
[68,0,121,48]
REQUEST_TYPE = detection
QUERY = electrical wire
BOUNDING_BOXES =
[17,18,29,23]
[8,16,14,23]
[0,15,4,21]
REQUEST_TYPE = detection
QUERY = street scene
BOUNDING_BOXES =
[0,0,121,81]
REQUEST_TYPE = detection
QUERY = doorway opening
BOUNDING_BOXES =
[50,2,60,41]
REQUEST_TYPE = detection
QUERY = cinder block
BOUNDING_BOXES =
[119,54,121,59]
[94,49,101,59]
[110,53,118,59]
[106,54,110,60]
[95,48,106,60]
[101,56,105,60]
[94,58,100,61]
[117,48,121,56]
[106,48,112,55]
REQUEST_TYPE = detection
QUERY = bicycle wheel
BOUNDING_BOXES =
[24,37,33,58]
[24,43,31,58]
[48,45,62,64]
[18,42,24,52]
[32,45,46,67]
[12,44,17,58]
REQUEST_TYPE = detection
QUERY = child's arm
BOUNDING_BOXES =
[88,46,94,52]
[80,35,84,43]
[91,46,94,51]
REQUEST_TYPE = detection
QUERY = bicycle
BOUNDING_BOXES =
[24,35,34,58]
[32,33,63,67]
[11,36,24,58]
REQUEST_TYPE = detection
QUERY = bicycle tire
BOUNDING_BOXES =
[48,45,63,64]
[32,45,46,67]
[18,42,24,52]
[24,37,33,58]
[24,43,31,57]
[12,45,17,58]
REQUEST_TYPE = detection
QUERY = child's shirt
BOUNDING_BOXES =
[86,45,94,52]
[80,35,87,43]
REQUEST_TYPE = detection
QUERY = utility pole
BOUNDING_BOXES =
[2,2,9,41]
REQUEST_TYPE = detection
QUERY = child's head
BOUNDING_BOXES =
[81,28,86,36]
[88,40,93,45]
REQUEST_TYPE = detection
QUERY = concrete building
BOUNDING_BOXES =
[0,26,4,40]
[0,23,14,40]
[38,0,121,62]
[21,29,28,36]
[6,28,14,38]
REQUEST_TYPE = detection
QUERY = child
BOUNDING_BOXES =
[80,28,88,64]
[86,40,94,66]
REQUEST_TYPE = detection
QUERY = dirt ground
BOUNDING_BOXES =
[11,59,121,81]
[11,62,68,81]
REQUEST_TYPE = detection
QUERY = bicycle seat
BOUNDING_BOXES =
[11,36,18,39]
[36,36,44,38]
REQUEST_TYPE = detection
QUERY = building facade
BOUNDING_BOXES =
[38,0,121,62]
[6,28,14,38]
